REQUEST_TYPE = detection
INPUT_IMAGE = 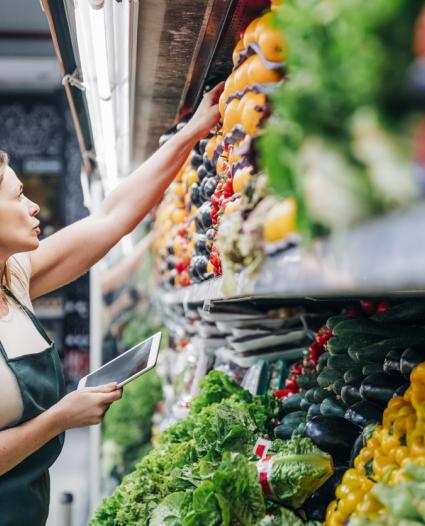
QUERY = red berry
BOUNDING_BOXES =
[376,301,392,313]
[360,301,377,315]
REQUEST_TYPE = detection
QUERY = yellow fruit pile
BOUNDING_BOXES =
[326,362,425,526]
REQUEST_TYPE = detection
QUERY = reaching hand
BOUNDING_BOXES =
[185,82,225,141]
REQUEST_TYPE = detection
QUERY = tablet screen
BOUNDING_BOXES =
[84,334,159,388]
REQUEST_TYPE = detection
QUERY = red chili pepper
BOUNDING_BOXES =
[273,388,292,399]
[376,301,392,313]
[360,300,378,315]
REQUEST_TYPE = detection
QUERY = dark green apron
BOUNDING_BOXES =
[0,288,65,526]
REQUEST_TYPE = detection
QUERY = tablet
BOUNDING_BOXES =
[77,332,161,389]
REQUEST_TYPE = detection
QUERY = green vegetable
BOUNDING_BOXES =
[258,507,321,526]
[296,373,317,390]
[190,370,251,414]
[320,397,346,418]
[328,354,357,371]
[344,401,383,428]
[150,492,186,526]
[281,392,305,414]
[359,373,405,406]
[344,367,364,385]
[307,404,322,420]
[371,301,425,323]
[340,384,362,406]
[265,436,334,508]
[400,348,425,380]
[317,368,341,388]
[103,370,163,476]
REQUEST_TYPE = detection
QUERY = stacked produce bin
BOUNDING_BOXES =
[91,1,425,525]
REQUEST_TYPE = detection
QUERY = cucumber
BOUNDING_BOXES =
[307,404,322,420]
[340,384,362,406]
[345,401,383,428]
[343,367,364,384]
[320,397,347,418]
[317,368,341,388]
[333,318,425,339]
[281,392,305,414]
[362,363,383,376]
[317,352,329,373]
[371,301,425,323]
[332,378,345,396]
[348,347,362,362]
[327,334,382,355]
[383,349,404,375]
[400,347,425,379]
[326,315,347,331]
[395,384,409,397]
[297,373,317,390]
[313,387,330,404]
[359,373,405,406]
[349,339,412,363]
[305,388,317,403]
[328,354,356,371]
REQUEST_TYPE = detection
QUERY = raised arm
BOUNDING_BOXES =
[29,83,223,299]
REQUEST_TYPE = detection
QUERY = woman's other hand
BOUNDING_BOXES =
[185,82,224,141]
[51,383,123,431]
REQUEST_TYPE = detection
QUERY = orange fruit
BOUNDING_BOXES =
[172,182,186,198]
[232,39,245,66]
[241,92,267,136]
[216,155,228,175]
[219,91,227,117]
[232,167,253,193]
[224,72,236,99]
[171,208,187,225]
[254,12,275,42]
[223,98,242,136]
[248,55,282,85]
[205,135,220,159]
[233,60,250,92]
[258,28,286,62]
[263,198,297,242]
[243,18,260,48]
[184,167,199,187]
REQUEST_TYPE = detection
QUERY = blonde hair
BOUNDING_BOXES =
[0,150,12,289]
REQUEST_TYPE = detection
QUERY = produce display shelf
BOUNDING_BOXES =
[159,202,425,304]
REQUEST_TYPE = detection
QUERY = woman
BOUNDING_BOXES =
[0,82,223,525]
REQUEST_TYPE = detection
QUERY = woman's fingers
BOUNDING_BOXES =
[99,388,123,405]
[84,382,119,393]
[205,81,225,104]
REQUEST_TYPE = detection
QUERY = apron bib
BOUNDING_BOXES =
[0,288,65,526]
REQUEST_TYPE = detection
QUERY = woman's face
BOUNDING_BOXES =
[0,165,41,256]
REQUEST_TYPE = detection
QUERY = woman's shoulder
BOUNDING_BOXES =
[8,253,32,309]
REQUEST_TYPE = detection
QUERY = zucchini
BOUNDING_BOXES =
[317,368,341,388]
[333,318,425,339]
[332,378,345,396]
[359,373,405,406]
[320,397,347,418]
[400,347,425,379]
[297,373,317,390]
[344,401,383,428]
[347,347,362,362]
[327,334,382,355]
[274,421,306,440]
[362,363,383,376]
[305,388,317,404]
[343,367,364,384]
[340,384,362,406]
[371,301,425,323]
[307,404,322,420]
[300,397,313,411]
[281,392,305,414]
[383,349,404,376]
[328,354,356,371]
[305,416,361,464]
[326,315,347,331]
[280,410,307,427]
[313,387,330,404]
